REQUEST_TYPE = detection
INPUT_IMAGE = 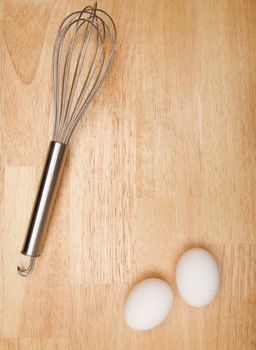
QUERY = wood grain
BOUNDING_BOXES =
[1,0,256,349]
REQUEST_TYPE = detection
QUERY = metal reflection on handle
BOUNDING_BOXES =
[17,141,67,276]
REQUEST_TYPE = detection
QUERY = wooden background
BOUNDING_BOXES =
[0,0,256,349]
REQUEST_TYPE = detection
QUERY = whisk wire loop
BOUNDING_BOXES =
[53,3,116,144]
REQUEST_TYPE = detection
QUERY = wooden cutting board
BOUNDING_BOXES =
[0,1,255,349]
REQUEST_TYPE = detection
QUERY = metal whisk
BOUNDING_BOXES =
[17,3,116,277]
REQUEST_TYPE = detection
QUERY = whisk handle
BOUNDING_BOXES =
[20,141,67,257]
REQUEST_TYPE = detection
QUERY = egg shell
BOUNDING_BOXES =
[124,278,173,331]
[175,248,220,307]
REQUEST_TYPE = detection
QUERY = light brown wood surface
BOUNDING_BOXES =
[1,0,256,349]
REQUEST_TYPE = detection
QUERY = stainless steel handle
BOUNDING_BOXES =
[17,141,67,276]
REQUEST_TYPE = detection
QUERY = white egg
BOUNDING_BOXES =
[124,278,173,331]
[175,248,220,307]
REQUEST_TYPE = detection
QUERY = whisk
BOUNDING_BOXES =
[17,3,116,277]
